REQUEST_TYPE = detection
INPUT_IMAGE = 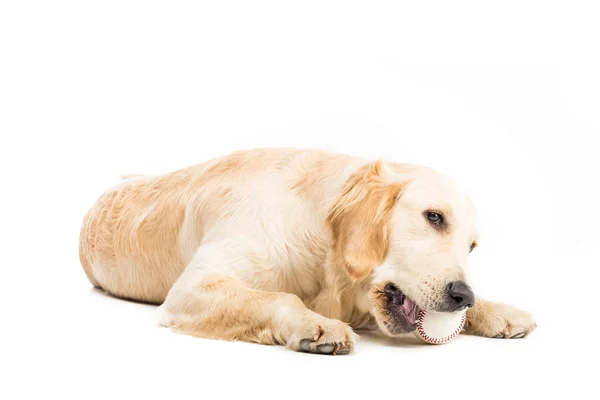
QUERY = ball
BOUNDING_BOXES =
[413,309,466,344]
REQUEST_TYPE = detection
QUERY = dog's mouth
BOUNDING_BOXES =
[382,283,420,334]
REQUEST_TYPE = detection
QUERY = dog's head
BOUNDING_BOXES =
[326,161,478,336]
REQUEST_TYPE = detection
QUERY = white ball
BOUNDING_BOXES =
[413,309,466,344]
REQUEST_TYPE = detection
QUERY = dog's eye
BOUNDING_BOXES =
[426,212,443,225]
[470,242,477,253]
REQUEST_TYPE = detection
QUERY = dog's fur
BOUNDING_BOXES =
[79,148,536,354]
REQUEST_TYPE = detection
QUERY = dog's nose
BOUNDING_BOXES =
[445,281,475,311]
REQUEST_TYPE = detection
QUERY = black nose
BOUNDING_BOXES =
[445,281,475,311]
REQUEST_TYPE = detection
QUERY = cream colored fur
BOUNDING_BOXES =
[79,148,536,354]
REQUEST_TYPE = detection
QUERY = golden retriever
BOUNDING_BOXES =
[79,148,536,354]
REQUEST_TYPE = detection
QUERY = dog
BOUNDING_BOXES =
[79,148,536,354]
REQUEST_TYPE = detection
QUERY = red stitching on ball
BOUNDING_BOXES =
[416,310,465,344]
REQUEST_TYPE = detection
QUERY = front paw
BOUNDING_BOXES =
[465,301,537,339]
[287,315,358,355]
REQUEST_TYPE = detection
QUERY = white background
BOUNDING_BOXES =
[1,1,598,399]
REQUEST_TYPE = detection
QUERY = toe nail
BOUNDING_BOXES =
[317,343,335,354]
[511,332,525,339]
[299,339,312,351]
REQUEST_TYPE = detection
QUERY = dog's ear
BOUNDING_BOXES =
[326,161,405,280]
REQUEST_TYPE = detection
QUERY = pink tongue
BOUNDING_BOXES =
[401,298,419,324]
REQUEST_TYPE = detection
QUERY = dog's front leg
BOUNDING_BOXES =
[157,241,358,354]
[463,298,537,338]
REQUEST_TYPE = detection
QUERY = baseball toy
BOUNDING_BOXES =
[414,309,466,344]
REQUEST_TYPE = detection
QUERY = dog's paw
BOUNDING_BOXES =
[287,316,358,355]
[490,304,537,339]
[465,301,537,339]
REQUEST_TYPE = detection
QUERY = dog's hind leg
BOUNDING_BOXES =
[157,241,357,355]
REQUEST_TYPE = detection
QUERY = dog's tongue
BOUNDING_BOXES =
[401,298,419,324]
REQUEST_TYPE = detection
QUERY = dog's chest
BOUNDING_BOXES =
[232,190,331,299]
[257,211,329,299]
